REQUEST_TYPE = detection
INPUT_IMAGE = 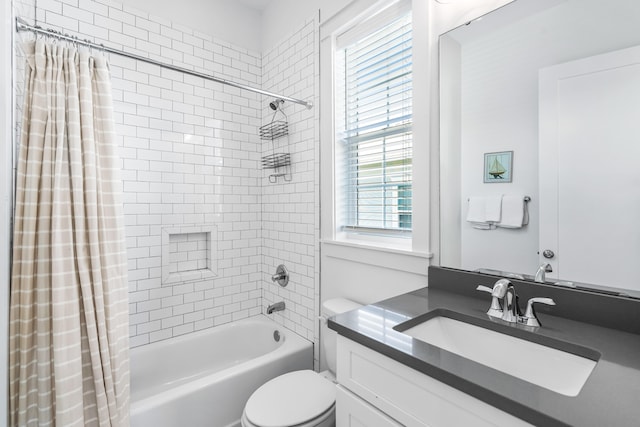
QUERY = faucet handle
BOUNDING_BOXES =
[476,285,493,294]
[476,284,503,318]
[271,264,289,287]
[519,297,556,327]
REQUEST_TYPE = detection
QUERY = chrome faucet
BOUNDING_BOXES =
[267,301,285,314]
[476,278,510,318]
[477,279,556,327]
[534,263,553,283]
[501,283,519,323]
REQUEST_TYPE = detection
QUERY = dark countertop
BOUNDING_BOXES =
[328,285,640,427]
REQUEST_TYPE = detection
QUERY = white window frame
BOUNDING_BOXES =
[320,0,430,256]
[338,8,413,239]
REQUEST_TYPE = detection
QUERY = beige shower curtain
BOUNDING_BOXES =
[9,40,130,427]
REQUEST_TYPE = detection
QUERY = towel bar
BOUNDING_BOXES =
[468,196,531,202]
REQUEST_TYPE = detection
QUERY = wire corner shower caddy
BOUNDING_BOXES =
[261,99,291,183]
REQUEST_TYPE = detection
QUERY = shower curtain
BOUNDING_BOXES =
[9,40,130,427]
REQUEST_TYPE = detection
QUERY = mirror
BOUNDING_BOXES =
[439,0,640,298]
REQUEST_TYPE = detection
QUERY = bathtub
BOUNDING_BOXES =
[130,315,313,427]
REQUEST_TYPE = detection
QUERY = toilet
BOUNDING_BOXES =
[240,298,362,427]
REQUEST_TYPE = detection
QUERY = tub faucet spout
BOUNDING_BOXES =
[267,301,285,314]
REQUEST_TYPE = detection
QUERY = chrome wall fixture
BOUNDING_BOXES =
[266,301,285,314]
[15,18,313,109]
[271,264,289,287]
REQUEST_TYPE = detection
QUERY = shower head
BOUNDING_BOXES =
[269,99,284,111]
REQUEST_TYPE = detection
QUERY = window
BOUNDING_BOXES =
[335,9,412,237]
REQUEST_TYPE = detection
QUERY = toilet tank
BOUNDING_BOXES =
[321,298,362,374]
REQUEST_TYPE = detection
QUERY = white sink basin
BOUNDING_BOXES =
[401,316,597,396]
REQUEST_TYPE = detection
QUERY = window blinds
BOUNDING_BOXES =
[338,11,413,234]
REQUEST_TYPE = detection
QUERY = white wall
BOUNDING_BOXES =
[115,0,263,52]
[261,0,350,51]
[321,243,431,304]
[119,0,355,53]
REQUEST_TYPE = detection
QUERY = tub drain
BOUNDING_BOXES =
[273,330,281,342]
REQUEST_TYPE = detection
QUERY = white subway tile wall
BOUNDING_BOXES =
[13,0,319,350]
[169,233,209,273]
[261,17,320,364]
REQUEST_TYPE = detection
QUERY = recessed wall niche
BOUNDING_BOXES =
[161,225,217,284]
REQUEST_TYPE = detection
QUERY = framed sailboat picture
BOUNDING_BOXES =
[484,151,513,183]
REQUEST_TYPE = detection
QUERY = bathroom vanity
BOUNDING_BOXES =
[328,267,640,427]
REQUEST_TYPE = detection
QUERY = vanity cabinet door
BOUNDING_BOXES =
[336,336,533,427]
[336,385,403,427]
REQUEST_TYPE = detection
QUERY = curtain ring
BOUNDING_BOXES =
[33,25,43,40]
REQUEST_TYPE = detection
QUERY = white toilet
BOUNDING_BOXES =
[240,298,362,427]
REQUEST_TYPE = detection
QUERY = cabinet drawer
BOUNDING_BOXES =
[337,336,532,427]
[336,385,403,427]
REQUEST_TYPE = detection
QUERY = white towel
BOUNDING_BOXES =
[471,222,496,230]
[466,196,498,230]
[485,195,503,223]
[498,195,526,228]
[466,196,487,223]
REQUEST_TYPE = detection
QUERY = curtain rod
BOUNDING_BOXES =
[15,17,313,109]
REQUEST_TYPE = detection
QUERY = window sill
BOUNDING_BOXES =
[338,230,412,251]
[321,239,432,276]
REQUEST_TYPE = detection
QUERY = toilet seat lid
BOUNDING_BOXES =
[245,370,335,427]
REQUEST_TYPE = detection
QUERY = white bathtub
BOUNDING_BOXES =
[130,315,313,427]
